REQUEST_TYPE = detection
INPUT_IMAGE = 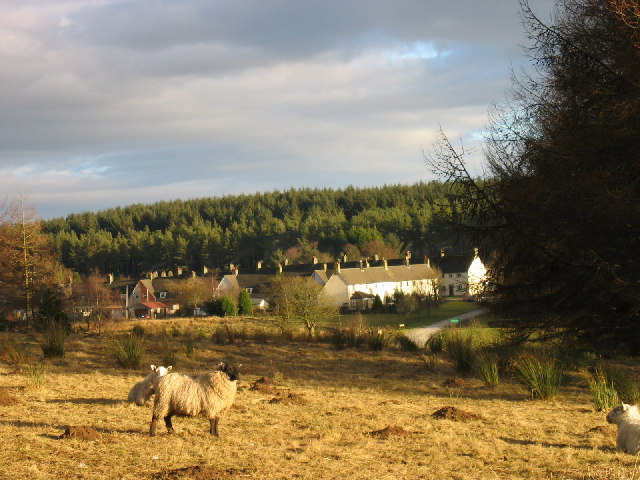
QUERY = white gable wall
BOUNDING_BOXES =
[468,256,487,295]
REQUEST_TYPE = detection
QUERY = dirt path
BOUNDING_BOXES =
[406,309,485,347]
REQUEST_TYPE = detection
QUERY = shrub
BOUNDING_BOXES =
[513,351,564,400]
[602,364,640,404]
[426,333,445,354]
[33,289,69,334]
[219,297,238,317]
[395,334,420,352]
[364,329,389,351]
[110,334,145,369]
[0,336,29,365]
[444,330,475,373]
[39,322,67,358]
[131,324,145,338]
[587,367,620,411]
[238,290,253,315]
[475,349,500,387]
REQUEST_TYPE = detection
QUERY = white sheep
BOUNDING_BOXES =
[149,362,240,437]
[127,365,172,406]
[606,403,640,454]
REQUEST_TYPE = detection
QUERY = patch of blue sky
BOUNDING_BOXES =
[385,41,451,62]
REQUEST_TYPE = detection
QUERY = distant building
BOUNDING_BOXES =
[322,258,439,310]
[437,248,487,297]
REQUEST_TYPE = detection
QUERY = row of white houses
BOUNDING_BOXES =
[120,250,488,317]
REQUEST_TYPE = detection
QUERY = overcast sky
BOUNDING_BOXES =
[1,0,555,219]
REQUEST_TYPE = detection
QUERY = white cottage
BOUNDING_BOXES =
[437,248,487,297]
[322,259,439,309]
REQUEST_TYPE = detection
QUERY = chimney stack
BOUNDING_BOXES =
[383,259,388,270]
[335,261,341,274]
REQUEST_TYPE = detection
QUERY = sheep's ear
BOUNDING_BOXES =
[151,364,157,371]
[167,366,172,372]
[623,403,630,411]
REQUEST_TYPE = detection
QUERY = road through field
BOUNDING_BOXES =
[406,308,485,347]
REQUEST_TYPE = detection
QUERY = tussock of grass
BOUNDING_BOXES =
[513,351,564,400]
[109,333,145,369]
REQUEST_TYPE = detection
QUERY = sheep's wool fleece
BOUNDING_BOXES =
[154,371,237,418]
[607,404,640,454]
[127,366,170,406]
[128,380,153,406]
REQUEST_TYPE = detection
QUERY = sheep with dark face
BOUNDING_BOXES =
[149,362,240,437]
[606,403,640,454]
[127,365,172,406]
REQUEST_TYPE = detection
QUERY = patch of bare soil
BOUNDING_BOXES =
[0,389,20,406]
[249,376,279,394]
[367,425,410,439]
[151,465,246,480]
[59,425,101,441]
[431,406,482,421]
[269,391,307,405]
[443,377,468,388]
[588,425,616,437]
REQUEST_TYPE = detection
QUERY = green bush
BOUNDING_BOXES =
[110,334,145,369]
[206,297,238,317]
[238,290,253,315]
[513,351,564,400]
[444,330,475,373]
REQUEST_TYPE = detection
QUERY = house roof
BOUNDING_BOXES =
[139,301,168,309]
[336,263,438,286]
[351,291,376,299]
[436,254,475,274]
[219,271,316,294]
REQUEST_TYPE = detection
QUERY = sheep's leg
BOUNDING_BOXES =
[209,417,219,436]
[150,416,158,437]
[164,415,174,433]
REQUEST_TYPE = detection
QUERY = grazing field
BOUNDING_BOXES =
[0,317,637,480]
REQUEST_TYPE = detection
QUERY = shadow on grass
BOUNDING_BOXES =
[0,419,145,438]
[499,436,616,452]
[46,397,122,406]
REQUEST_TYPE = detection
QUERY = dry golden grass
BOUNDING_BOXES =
[0,318,638,480]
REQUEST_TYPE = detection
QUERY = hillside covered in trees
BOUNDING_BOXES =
[43,182,468,278]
